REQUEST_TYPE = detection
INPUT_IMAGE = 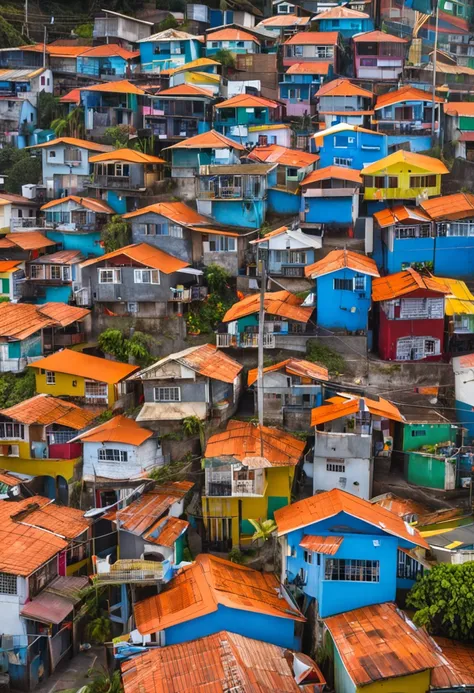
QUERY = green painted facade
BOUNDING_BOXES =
[8,334,42,359]
[406,452,448,489]
[402,422,457,451]
[459,115,474,131]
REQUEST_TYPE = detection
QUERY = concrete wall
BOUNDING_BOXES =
[130,212,193,262]
[312,431,373,499]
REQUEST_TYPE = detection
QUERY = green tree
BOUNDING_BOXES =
[156,14,179,30]
[104,125,135,149]
[101,215,131,253]
[98,329,154,367]
[98,329,129,363]
[85,668,122,693]
[214,48,236,69]
[204,263,231,295]
[182,415,205,452]
[248,518,277,543]
[5,153,41,194]
[74,22,93,38]
[0,16,28,48]
[86,616,112,644]
[37,92,62,130]
[51,107,85,139]
[407,563,474,639]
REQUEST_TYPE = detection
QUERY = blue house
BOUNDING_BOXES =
[132,554,305,648]
[138,28,202,74]
[145,84,214,142]
[279,62,333,118]
[314,79,374,129]
[312,123,387,169]
[0,96,37,149]
[80,80,146,140]
[305,249,380,333]
[163,129,246,180]
[299,166,362,226]
[196,162,277,228]
[25,249,84,304]
[76,44,139,79]
[274,488,429,618]
[315,6,373,37]
[213,93,282,142]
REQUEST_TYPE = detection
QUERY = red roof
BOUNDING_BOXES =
[157,84,214,98]
[353,29,407,42]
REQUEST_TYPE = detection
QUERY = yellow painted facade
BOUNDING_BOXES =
[34,369,116,405]
[356,670,431,693]
[0,452,79,481]
[66,557,91,576]
[363,160,442,201]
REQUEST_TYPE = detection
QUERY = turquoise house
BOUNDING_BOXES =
[315,6,373,38]
[163,129,246,178]
[138,28,202,74]
[275,489,429,617]
[279,62,333,118]
[25,250,84,304]
[213,93,281,141]
[77,44,139,79]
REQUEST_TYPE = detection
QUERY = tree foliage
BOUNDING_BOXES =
[74,22,93,38]
[86,616,111,644]
[306,341,346,377]
[407,563,474,639]
[0,15,27,48]
[214,48,236,69]
[37,92,62,130]
[103,124,135,149]
[249,518,277,542]
[98,329,154,367]
[51,107,85,139]
[0,371,36,409]
[156,14,179,31]
[101,215,131,253]
[182,415,205,451]
[204,263,231,295]
[85,668,122,693]
[1,149,41,194]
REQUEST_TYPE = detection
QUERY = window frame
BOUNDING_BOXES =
[154,386,181,402]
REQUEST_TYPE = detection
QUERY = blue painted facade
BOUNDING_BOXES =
[206,38,259,55]
[456,399,474,442]
[46,230,104,257]
[204,198,268,228]
[12,99,37,149]
[313,128,387,169]
[279,69,331,114]
[268,188,300,214]
[315,268,373,332]
[319,16,373,37]
[32,285,74,304]
[162,604,300,649]
[302,195,354,225]
[139,37,202,73]
[386,133,432,153]
[380,233,474,279]
[77,55,131,78]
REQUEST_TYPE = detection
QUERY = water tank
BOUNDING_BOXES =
[22,184,37,200]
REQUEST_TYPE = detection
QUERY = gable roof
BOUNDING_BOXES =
[41,196,114,214]
[325,603,439,687]
[122,201,211,224]
[79,44,139,60]
[274,488,428,547]
[0,394,96,429]
[305,248,379,279]
[80,243,190,274]
[0,231,56,251]
[71,415,153,446]
[311,392,404,426]
[259,14,311,26]
[375,85,444,110]
[316,5,369,18]
[420,192,474,221]
[248,358,328,386]
[133,553,305,634]
[0,302,87,340]
[31,349,138,384]
[353,29,407,42]
[88,149,165,165]
[247,144,319,168]
[284,31,339,45]
[59,88,81,104]
[80,80,146,95]
[373,205,431,228]
[300,166,363,186]
[223,290,313,324]
[285,61,331,75]
[206,27,260,43]
[250,225,322,250]
[121,630,324,693]
[30,137,111,152]
[132,344,243,385]
[31,250,84,265]
[444,101,474,117]
[214,94,279,109]
[372,268,450,301]
[316,78,373,98]
[139,28,199,42]
[361,150,449,175]
[162,129,246,151]
[313,123,382,147]
[156,84,214,98]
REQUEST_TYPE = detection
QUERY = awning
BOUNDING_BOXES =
[459,132,474,142]
[136,402,207,422]
[20,575,89,625]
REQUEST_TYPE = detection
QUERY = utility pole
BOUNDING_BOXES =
[257,257,266,454]
[43,26,47,68]
[24,0,29,38]
[431,0,439,145]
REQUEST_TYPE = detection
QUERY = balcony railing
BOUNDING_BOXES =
[10,218,42,230]
[169,286,208,302]
[92,175,135,189]
[207,482,232,497]
[215,333,276,348]
[92,559,164,584]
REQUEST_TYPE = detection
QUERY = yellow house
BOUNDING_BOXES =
[31,348,138,407]
[361,150,449,201]
[202,419,305,548]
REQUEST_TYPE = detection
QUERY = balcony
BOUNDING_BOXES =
[216,333,276,348]
[92,175,135,189]
[10,218,42,230]
[92,559,164,584]
[207,482,232,496]
[169,286,208,303]
[206,477,264,497]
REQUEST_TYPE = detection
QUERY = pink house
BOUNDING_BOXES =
[353,30,407,80]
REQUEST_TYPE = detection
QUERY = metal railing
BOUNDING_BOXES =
[92,559,164,583]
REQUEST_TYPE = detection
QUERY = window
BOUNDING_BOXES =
[334,278,353,291]
[327,461,345,472]
[41,76,45,85]
[334,156,352,167]
[397,549,424,580]
[374,175,386,188]
[169,224,183,238]
[0,572,17,595]
[288,88,300,99]
[50,266,62,280]
[289,251,306,264]
[134,269,160,284]
[154,386,181,402]
[98,449,128,462]
[325,559,380,582]
[30,265,44,279]
[6,444,19,457]
[409,175,437,188]
[98,269,121,284]
[46,371,55,385]
[354,275,365,291]
[304,550,313,564]
[48,150,56,158]
[0,423,25,440]
[209,235,236,252]
[411,429,427,437]
[388,176,398,188]
[84,380,108,401]
[127,301,139,313]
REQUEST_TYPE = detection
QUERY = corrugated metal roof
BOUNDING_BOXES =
[144,516,189,548]
[353,29,407,42]
[0,68,46,81]
[41,195,114,213]
[32,249,84,265]
[420,192,474,221]
[88,149,165,164]
[305,248,379,279]
[81,80,146,95]
[430,276,474,315]
[300,165,363,186]
[372,268,450,301]
[284,31,339,44]
[259,14,311,25]
[123,200,211,224]
[285,61,331,74]
[156,84,213,97]
[223,289,313,323]
[80,242,189,274]
[72,415,153,446]
[373,205,431,228]
[163,129,246,151]
[311,392,404,426]
[1,393,96,429]
[205,28,260,43]
[20,590,75,624]
[317,78,373,98]
[248,358,328,386]
[445,102,474,117]
[32,349,138,384]
[0,231,56,251]
[299,535,343,554]
[37,302,90,327]
[214,94,278,109]
[247,143,319,168]
[316,5,369,17]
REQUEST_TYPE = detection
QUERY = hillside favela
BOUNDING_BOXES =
[2,0,474,690]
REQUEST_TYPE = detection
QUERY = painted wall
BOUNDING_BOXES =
[34,370,117,406]
[202,199,267,229]
[363,160,442,201]
[83,439,162,481]
[303,196,355,224]
[406,452,450,489]
[316,269,372,332]
[386,134,432,153]
[139,39,201,73]
[315,130,387,169]
[267,188,301,215]
[402,422,456,451]
[46,230,104,257]
[41,143,92,181]
[206,40,259,55]
[313,432,373,499]
[130,212,192,261]
[319,17,373,36]
[0,454,78,482]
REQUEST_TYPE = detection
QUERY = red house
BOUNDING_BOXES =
[372,269,450,361]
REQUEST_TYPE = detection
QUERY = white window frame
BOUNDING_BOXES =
[98,448,128,462]
[0,423,25,440]
[154,386,181,402]
[98,269,121,284]
[46,371,55,385]
[127,301,139,313]
[0,573,17,595]
[134,269,160,284]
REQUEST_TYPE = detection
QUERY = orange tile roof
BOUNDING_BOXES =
[316,78,373,98]
[305,248,379,279]
[248,358,328,387]
[372,268,450,301]
[0,303,55,340]
[174,344,242,384]
[249,225,289,244]
[143,516,189,548]
[80,243,189,274]
[375,85,444,110]
[0,393,96,429]
[187,226,240,237]
[223,289,313,324]
[316,5,369,17]
[81,79,146,95]
[4,495,90,539]
[284,31,339,45]
[59,88,80,104]
[88,149,165,164]
[0,470,23,487]
[325,602,439,686]
[0,231,56,251]
[134,553,305,634]
[73,415,153,446]
[122,201,211,224]
[260,14,311,26]
[163,129,246,151]
[299,535,343,554]
[32,349,138,384]
[285,61,331,75]
[274,488,428,548]
[300,165,362,186]
[247,144,319,168]
[21,43,87,57]
[31,137,111,152]
[432,637,474,689]
[373,205,431,228]
[204,419,305,468]
[206,28,260,43]
[121,630,324,693]
[79,44,139,60]
[214,94,279,109]
[362,149,449,175]
[0,260,22,272]
[37,302,90,327]
[311,392,404,426]
[353,29,407,42]
[108,482,194,536]
[457,353,474,368]
[420,192,474,221]
[41,195,115,213]
[444,101,474,117]
[157,84,214,97]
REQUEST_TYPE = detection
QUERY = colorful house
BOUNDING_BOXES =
[205,27,261,55]
[80,80,147,139]
[0,260,24,301]
[247,144,319,214]
[361,150,449,209]
[374,86,444,153]
[453,353,474,441]
[433,276,474,356]
[275,489,428,617]
[138,28,202,73]
[0,192,39,233]
[202,419,305,548]
[312,122,387,169]
[145,84,214,142]
[216,289,314,349]
[283,32,340,71]
[163,129,246,181]
[250,224,322,277]
[132,554,305,648]
[353,30,407,80]
[444,101,474,160]
[315,6,373,37]
[247,358,329,428]
[24,249,84,304]
[76,44,139,79]
[372,269,450,361]
[31,349,138,408]
[299,166,363,226]
[306,249,380,333]
[0,230,56,262]
[30,137,112,199]
[213,93,281,142]
[0,94,36,149]
[315,79,374,128]
[0,394,96,500]
[256,14,311,36]
[87,149,165,214]
[279,62,333,117]
[165,57,221,90]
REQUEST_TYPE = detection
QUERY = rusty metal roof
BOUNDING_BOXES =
[372,268,450,301]
[373,205,431,228]
[41,195,114,213]
[223,289,313,324]
[144,516,189,548]
[299,535,343,555]
[248,358,328,387]
[20,575,88,624]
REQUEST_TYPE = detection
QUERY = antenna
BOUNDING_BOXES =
[257,256,266,453]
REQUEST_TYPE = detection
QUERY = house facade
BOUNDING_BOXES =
[353,30,407,80]
[315,78,374,128]
[279,62,333,117]
[312,123,387,170]
[283,32,340,71]
[250,225,322,278]
[144,84,214,143]
[315,6,373,37]
[299,166,363,226]
[205,27,261,55]
[138,29,202,74]
[213,93,281,143]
